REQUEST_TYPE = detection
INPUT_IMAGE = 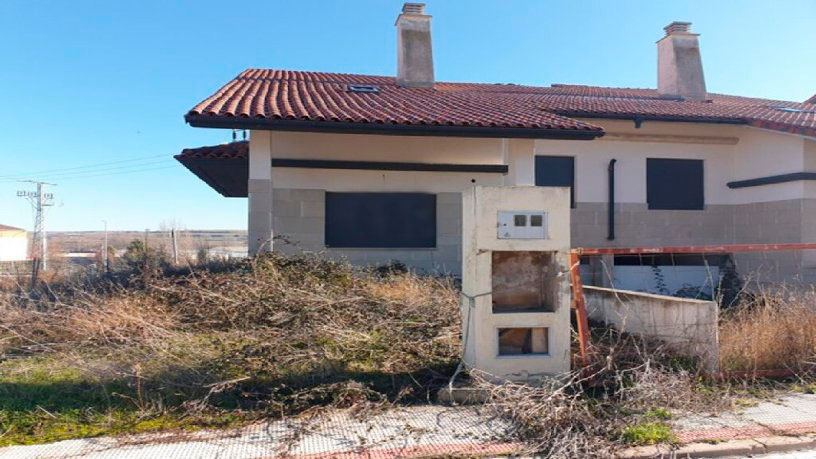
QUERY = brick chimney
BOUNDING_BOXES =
[657,21,707,100]
[396,3,434,88]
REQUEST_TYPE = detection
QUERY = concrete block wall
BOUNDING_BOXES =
[267,189,816,284]
[573,199,816,285]
[271,188,463,275]
[572,203,735,247]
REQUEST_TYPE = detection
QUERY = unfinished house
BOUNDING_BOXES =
[176,3,816,290]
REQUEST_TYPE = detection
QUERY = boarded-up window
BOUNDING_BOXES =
[498,328,549,355]
[535,156,574,208]
[647,159,704,210]
[325,192,436,248]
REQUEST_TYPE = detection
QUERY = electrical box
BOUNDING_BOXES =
[460,186,571,382]
[497,211,548,239]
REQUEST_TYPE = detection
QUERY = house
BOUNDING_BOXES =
[0,225,28,262]
[176,3,816,288]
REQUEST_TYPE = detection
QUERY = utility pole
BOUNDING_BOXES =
[171,229,179,265]
[16,181,56,271]
[102,220,109,273]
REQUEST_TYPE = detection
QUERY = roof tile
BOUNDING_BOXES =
[186,69,816,139]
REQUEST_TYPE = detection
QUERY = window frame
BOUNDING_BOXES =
[534,155,575,208]
[646,158,705,211]
[324,192,437,249]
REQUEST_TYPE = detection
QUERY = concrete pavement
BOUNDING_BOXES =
[4,393,816,458]
[0,405,521,459]
[623,393,816,458]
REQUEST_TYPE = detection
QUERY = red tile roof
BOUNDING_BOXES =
[176,141,248,160]
[186,69,816,139]
[806,94,816,105]
[185,70,603,139]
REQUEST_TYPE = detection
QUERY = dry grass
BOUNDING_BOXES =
[475,326,727,458]
[4,252,816,454]
[720,287,816,372]
[0,254,460,445]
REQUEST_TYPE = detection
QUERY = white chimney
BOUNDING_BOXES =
[396,3,434,88]
[657,21,707,100]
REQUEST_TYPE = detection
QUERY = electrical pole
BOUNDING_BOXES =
[171,229,179,265]
[102,220,109,273]
[16,181,56,271]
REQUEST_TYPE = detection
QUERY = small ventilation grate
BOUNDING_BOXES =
[347,84,380,94]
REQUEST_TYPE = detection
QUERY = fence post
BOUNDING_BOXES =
[570,250,591,367]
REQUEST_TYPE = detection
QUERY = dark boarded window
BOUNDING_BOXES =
[325,192,436,248]
[535,156,575,207]
[647,159,704,210]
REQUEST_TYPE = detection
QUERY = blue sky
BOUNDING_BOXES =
[1,0,813,231]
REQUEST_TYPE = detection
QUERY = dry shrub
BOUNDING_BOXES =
[720,287,816,372]
[0,289,178,355]
[0,253,461,418]
[477,327,725,458]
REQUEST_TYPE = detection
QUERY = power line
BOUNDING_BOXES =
[10,159,171,179]
[0,154,168,179]
[30,165,178,181]
[0,164,178,183]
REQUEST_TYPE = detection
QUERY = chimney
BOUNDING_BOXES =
[396,3,434,88]
[657,21,707,100]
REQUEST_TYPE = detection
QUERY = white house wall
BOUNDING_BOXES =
[0,233,27,262]
[536,119,738,205]
[730,127,806,204]
[248,124,815,280]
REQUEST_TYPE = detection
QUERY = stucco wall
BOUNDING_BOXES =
[584,285,719,373]
[535,120,807,206]
[0,232,27,262]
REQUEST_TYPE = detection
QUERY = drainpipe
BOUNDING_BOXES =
[607,159,617,240]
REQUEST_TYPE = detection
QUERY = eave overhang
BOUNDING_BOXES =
[184,114,605,141]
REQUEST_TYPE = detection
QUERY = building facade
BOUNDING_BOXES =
[177,3,816,287]
[0,225,28,262]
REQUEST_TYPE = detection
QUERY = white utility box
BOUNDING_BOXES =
[461,186,571,381]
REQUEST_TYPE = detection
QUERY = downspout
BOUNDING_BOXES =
[607,159,617,240]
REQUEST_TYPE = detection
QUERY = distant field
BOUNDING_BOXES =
[47,230,247,254]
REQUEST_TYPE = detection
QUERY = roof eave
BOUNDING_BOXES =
[556,112,750,126]
[184,114,604,140]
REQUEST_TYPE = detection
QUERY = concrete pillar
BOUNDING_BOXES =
[502,139,536,186]
[461,186,572,381]
[248,131,273,255]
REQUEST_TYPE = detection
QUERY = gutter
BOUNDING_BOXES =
[553,112,749,127]
[184,115,605,141]
[607,159,617,240]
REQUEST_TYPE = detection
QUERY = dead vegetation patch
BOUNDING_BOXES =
[2,253,816,455]
[720,287,816,372]
[0,254,460,445]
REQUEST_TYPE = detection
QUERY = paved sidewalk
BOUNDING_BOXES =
[624,393,816,458]
[673,393,816,443]
[0,406,521,459]
[5,393,816,458]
